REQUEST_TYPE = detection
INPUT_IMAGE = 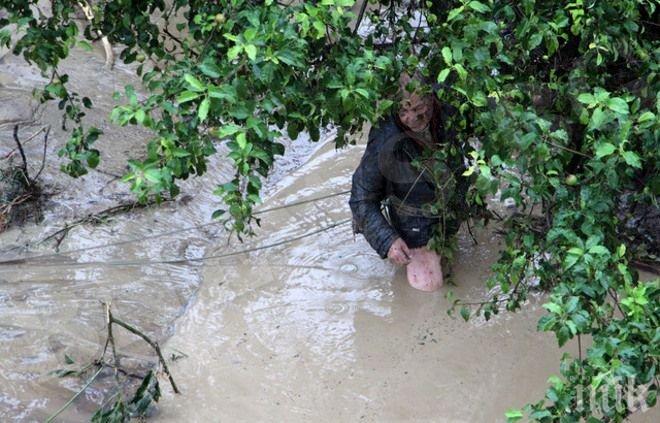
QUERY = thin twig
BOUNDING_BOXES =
[12,125,30,186]
[109,314,181,394]
[105,303,121,378]
[577,333,582,362]
[2,190,350,265]
[545,139,592,159]
[466,218,478,245]
[608,288,625,316]
[45,365,104,423]
[353,0,368,35]
[1,125,47,160]
[33,125,50,182]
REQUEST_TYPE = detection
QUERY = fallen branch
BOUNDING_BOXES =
[45,303,180,422]
[106,303,180,394]
[45,365,104,423]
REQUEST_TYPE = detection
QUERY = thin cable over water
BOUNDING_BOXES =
[0,190,350,266]
[2,218,352,268]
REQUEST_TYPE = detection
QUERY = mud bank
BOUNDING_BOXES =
[154,139,658,422]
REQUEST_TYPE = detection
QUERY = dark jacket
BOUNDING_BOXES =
[349,109,466,258]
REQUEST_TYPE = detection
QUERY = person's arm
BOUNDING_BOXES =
[349,126,400,259]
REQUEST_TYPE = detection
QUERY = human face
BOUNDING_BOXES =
[398,91,433,132]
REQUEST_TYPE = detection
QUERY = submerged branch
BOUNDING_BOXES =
[108,308,180,394]
[45,366,104,423]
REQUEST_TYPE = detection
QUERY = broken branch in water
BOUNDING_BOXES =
[45,366,104,423]
[105,303,180,394]
[45,303,180,422]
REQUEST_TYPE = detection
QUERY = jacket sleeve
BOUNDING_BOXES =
[349,126,399,259]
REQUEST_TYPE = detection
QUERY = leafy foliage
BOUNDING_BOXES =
[1,0,659,420]
[91,370,161,422]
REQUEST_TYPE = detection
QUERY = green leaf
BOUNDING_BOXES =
[447,6,464,22]
[637,111,655,123]
[470,90,487,107]
[144,168,160,183]
[208,85,236,101]
[621,151,641,168]
[177,91,201,104]
[64,354,75,364]
[528,33,543,50]
[437,68,451,83]
[606,97,629,114]
[564,254,580,270]
[595,142,616,158]
[468,1,491,13]
[588,245,609,255]
[460,306,470,322]
[568,247,584,256]
[236,132,248,150]
[77,40,93,52]
[244,44,257,61]
[213,124,242,138]
[453,63,468,81]
[505,409,524,422]
[198,98,210,122]
[183,74,205,92]
[441,46,452,65]
[133,109,146,125]
[354,88,369,98]
[577,93,596,105]
[588,107,608,131]
[543,302,562,314]
[227,46,242,60]
[617,244,626,258]
[199,62,221,78]
[211,209,225,219]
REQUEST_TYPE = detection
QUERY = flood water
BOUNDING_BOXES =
[153,139,658,423]
[1,42,657,423]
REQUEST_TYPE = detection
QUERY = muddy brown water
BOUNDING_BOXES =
[153,140,658,423]
[1,43,657,423]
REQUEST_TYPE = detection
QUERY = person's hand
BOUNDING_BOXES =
[387,238,411,266]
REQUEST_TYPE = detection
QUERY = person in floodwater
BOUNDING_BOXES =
[349,72,468,292]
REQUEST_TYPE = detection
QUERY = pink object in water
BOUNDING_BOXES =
[406,247,443,292]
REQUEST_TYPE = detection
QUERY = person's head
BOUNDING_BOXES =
[397,72,434,133]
